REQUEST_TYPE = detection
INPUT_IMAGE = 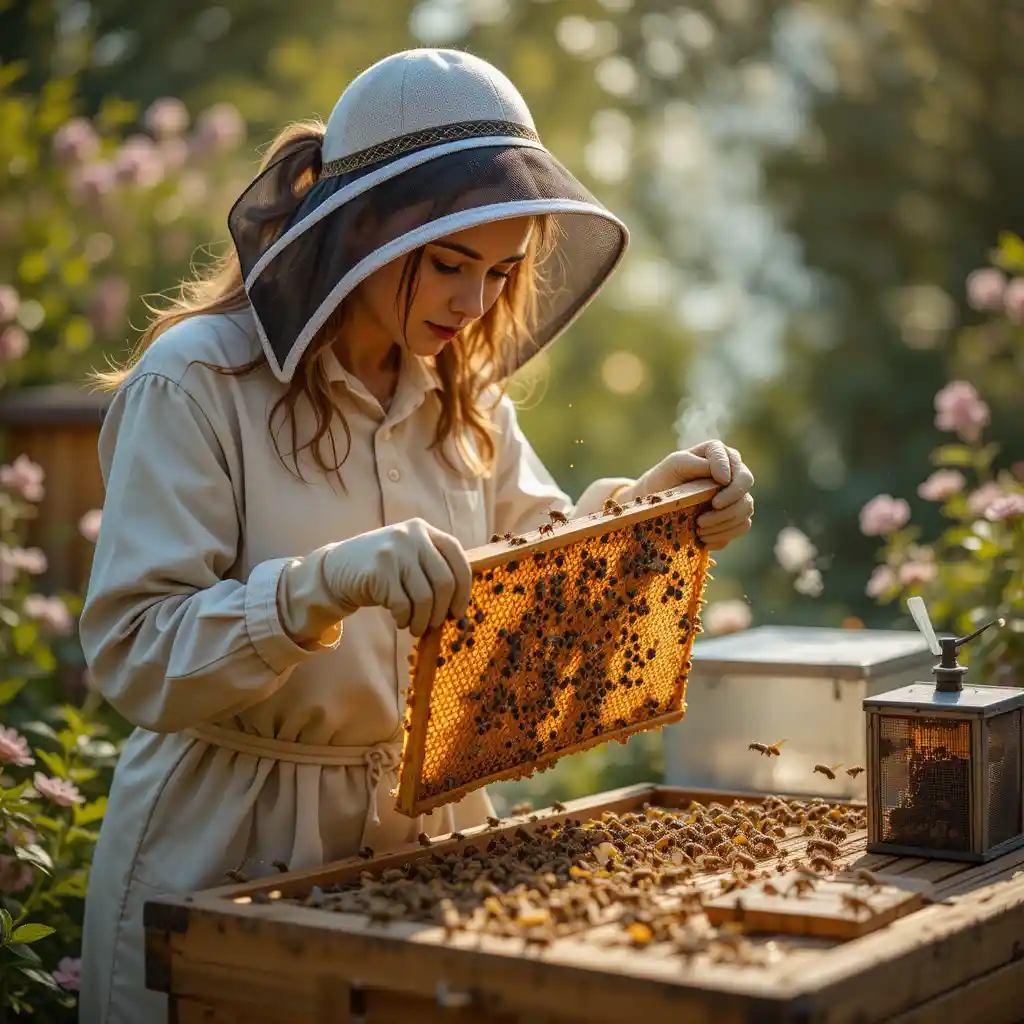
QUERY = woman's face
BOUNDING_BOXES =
[350,216,533,358]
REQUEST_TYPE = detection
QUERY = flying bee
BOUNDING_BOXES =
[846,765,866,778]
[766,739,786,757]
[813,763,843,781]
[748,742,770,756]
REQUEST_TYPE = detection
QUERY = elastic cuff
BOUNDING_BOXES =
[245,557,330,674]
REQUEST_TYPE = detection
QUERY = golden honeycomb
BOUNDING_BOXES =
[395,482,717,816]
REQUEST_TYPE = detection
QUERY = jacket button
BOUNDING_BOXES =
[387,468,401,482]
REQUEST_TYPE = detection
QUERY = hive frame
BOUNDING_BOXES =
[396,480,719,816]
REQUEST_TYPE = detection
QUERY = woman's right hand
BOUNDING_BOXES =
[321,519,473,636]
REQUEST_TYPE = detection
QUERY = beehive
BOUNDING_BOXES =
[395,480,718,816]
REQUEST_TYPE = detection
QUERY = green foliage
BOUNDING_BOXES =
[0,53,249,389]
[0,465,120,1019]
[864,233,1024,682]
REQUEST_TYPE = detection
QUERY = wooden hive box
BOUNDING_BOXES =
[144,784,1024,1024]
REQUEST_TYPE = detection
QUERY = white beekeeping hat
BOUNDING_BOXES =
[228,48,629,383]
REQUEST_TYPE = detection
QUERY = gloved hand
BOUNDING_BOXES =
[276,519,473,644]
[619,439,755,551]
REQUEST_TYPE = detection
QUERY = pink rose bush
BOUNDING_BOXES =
[864,235,1023,684]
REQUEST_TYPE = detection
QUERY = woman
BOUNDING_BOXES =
[79,48,754,1023]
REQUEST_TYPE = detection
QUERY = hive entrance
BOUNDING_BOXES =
[396,481,717,817]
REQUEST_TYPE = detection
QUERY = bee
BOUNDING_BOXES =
[603,498,624,516]
[551,801,567,813]
[762,881,781,896]
[538,523,555,536]
[806,838,840,858]
[647,494,663,504]
[357,846,375,860]
[813,763,843,781]
[508,536,527,547]
[417,832,433,848]
[852,868,881,889]
[840,893,874,917]
[450,831,466,841]
[846,765,866,779]
[271,860,290,873]
[486,816,502,828]
[490,533,502,543]
[808,854,835,874]
[547,509,569,527]
[749,739,786,757]
[788,877,816,898]
[510,801,533,815]
[225,869,249,883]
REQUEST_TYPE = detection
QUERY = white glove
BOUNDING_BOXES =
[619,440,755,551]
[276,519,473,644]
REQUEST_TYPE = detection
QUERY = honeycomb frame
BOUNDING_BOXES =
[395,480,718,817]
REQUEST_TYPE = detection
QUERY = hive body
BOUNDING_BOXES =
[396,481,718,816]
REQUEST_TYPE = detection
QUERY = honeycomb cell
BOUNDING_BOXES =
[396,487,715,816]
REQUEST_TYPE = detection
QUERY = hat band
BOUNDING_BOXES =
[321,119,541,177]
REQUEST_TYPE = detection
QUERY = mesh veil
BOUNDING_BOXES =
[228,140,628,383]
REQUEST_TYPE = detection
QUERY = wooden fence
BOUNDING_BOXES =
[0,385,110,594]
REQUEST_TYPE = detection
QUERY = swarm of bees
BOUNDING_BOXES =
[745,743,866,786]
[276,795,866,963]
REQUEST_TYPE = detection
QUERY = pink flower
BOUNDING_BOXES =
[703,599,752,636]
[774,527,817,573]
[79,509,102,542]
[1004,277,1024,325]
[68,161,116,208]
[87,276,130,336]
[192,103,246,157]
[0,726,34,767]
[965,268,1006,312]
[918,469,966,502]
[1,546,47,576]
[859,494,911,536]
[934,380,990,443]
[52,957,82,991]
[23,595,74,634]
[0,455,45,502]
[967,482,1005,519]
[865,565,896,598]
[0,284,19,322]
[159,137,190,173]
[898,561,938,586]
[32,773,84,807]
[0,325,28,361]
[985,493,1024,522]
[0,856,34,894]
[113,135,165,189]
[144,97,190,139]
[52,118,100,165]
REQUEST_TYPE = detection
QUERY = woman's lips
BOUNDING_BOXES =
[427,322,459,340]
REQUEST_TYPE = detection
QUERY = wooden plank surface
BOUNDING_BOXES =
[703,872,929,939]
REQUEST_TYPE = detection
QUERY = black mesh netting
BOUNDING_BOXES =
[228,144,627,378]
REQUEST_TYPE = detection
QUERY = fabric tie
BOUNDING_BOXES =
[184,723,402,828]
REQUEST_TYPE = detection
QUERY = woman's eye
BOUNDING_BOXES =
[488,269,511,280]
[432,257,460,275]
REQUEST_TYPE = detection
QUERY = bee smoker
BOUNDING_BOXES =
[863,597,1021,862]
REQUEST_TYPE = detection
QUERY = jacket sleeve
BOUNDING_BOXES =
[79,371,324,733]
[490,394,633,535]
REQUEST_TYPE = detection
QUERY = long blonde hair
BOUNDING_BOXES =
[90,119,558,480]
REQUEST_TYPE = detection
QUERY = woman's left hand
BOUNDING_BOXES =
[627,439,754,551]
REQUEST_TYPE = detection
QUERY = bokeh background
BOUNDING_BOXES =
[0,1,1021,1013]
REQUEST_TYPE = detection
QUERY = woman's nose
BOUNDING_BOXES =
[450,277,487,320]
